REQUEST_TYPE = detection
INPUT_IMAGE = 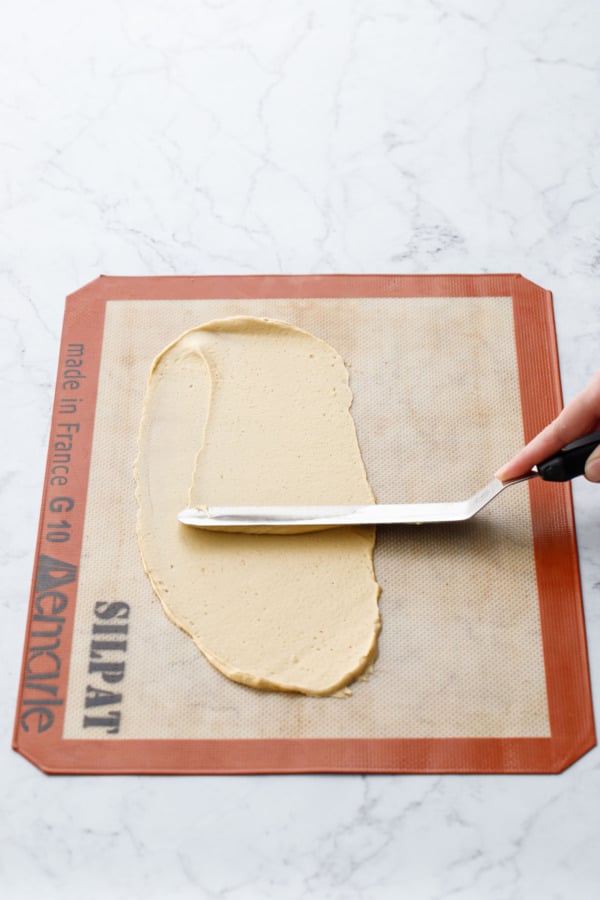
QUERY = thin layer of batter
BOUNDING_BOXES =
[135,317,380,696]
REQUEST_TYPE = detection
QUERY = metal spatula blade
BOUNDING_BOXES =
[177,431,600,531]
[177,475,533,530]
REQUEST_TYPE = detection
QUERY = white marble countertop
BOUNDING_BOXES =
[2,1,600,897]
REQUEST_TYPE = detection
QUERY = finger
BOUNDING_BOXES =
[496,370,600,481]
[495,422,568,481]
[585,443,600,483]
[497,414,600,481]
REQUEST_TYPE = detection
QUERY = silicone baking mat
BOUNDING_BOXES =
[13,275,595,773]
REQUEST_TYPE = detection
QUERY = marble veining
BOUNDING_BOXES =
[2,0,600,897]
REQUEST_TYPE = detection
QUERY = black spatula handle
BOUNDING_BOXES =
[537,430,600,482]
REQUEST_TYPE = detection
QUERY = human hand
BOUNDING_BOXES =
[496,370,600,483]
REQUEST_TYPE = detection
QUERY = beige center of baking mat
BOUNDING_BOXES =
[63,295,548,741]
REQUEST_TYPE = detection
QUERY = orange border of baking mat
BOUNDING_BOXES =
[13,274,595,774]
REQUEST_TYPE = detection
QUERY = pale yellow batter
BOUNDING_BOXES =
[135,317,380,695]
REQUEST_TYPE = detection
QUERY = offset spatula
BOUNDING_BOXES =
[178,431,600,531]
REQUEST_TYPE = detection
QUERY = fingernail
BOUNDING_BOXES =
[585,456,600,483]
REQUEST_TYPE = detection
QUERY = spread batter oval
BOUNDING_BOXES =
[135,317,381,696]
